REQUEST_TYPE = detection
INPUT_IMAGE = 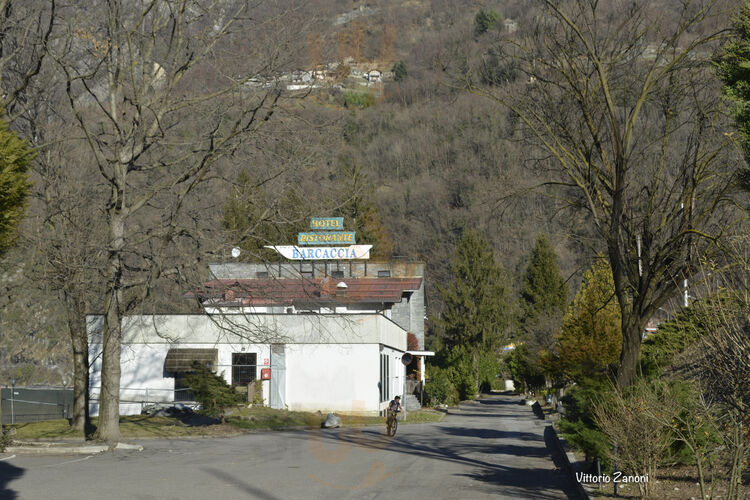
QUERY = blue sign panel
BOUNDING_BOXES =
[298,231,356,245]
[310,217,344,231]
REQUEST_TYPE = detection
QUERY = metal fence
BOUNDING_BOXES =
[88,386,198,413]
[1,387,73,424]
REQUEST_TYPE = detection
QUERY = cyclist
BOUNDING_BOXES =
[386,396,401,435]
[388,395,402,416]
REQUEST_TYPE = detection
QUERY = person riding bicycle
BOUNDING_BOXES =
[385,396,402,435]
[387,396,401,420]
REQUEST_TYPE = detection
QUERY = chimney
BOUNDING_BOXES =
[336,281,348,298]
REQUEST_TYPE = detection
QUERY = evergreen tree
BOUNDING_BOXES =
[519,233,568,348]
[184,362,242,424]
[554,257,621,381]
[392,60,407,82]
[0,118,34,255]
[716,1,750,191]
[437,229,513,351]
[474,8,501,37]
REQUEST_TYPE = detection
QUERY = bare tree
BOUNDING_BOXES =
[52,0,302,442]
[592,381,673,498]
[0,0,56,121]
[474,0,739,387]
[26,138,107,432]
[693,240,750,500]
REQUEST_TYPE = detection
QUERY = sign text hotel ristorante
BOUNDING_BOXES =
[265,217,372,260]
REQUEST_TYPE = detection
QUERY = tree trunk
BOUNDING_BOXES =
[67,300,89,433]
[96,292,122,443]
[95,208,125,443]
[616,315,645,389]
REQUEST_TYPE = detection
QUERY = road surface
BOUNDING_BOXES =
[0,395,580,499]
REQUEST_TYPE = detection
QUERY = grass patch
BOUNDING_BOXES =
[7,420,83,439]
[228,406,322,430]
[342,90,375,109]
[7,415,234,440]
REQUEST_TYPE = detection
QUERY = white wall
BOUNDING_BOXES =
[89,342,269,416]
[283,344,380,414]
[87,314,407,351]
[86,313,407,416]
[378,345,406,413]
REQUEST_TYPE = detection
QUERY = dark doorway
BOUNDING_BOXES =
[232,353,257,386]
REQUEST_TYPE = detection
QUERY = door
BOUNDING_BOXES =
[270,344,286,409]
[232,353,257,386]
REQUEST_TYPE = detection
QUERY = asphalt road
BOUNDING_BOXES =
[0,395,580,500]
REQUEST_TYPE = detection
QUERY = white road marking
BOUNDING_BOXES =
[0,455,16,461]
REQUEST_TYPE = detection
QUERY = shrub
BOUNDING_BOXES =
[443,346,476,400]
[425,365,458,406]
[474,8,500,37]
[504,345,545,393]
[392,60,407,81]
[592,381,675,498]
[558,418,611,470]
[477,350,499,393]
[184,362,243,423]
[558,378,614,470]
[0,431,12,452]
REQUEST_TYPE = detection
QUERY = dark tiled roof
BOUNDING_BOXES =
[185,277,422,306]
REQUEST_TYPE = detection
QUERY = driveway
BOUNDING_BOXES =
[0,395,580,499]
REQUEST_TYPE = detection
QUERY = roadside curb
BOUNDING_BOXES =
[522,398,590,500]
[547,424,591,500]
[5,441,144,455]
[6,443,109,455]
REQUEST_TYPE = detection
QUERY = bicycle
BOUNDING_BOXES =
[386,409,399,436]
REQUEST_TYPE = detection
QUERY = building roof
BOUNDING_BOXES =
[185,277,422,306]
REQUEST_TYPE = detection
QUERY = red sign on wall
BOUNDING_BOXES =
[260,368,271,380]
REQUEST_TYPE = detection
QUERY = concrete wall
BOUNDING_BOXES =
[89,341,269,416]
[89,340,402,416]
[87,313,407,416]
[283,344,380,413]
[378,345,407,412]
[87,313,407,351]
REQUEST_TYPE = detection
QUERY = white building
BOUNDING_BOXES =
[88,312,409,416]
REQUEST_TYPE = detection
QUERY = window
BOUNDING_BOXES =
[380,353,390,402]
[256,271,269,278]
[165,348,217,373]
[378,270,391,277]
[232,353,257,386]
[331,270,344,278]
[174,375,194,402]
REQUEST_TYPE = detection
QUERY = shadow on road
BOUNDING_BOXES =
[299,395,583,499]
[305,427,580,498]
[441,426,544,442]
[0,460,24,500]
[202,466,282,500]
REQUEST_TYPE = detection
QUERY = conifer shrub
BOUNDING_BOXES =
[425,366,458,406]
[184,362,243,423]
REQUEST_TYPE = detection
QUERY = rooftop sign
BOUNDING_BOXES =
[310,217,344,230]
[298,231,356,245]
[266,217,369,260]
[264,245,372,260]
